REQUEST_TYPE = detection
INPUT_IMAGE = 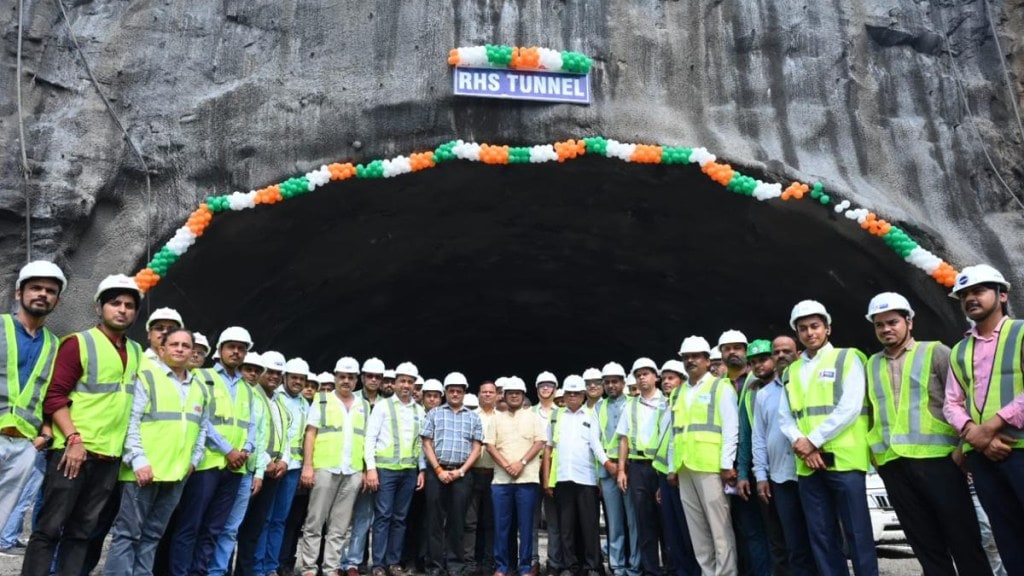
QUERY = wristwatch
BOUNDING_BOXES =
[519,459,528,466]
[457,469,464,478]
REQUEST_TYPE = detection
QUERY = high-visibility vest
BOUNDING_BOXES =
[867,342,958,465]
[0,314,58,438]
[254,389,288,461]
[196,368,253,473]
[119,368,207,482]
[312,391,369,471]
[374,397,423,470]
[786,348,870,475]
[950,319,1024,451]
[597,396,626,454]
[624,394,663,460]
[652,391,675,474]
[546,406,598,486]
[54,328,143,456]
[672,376,729,474]
[737,373,757,427]
[281,393,307,463]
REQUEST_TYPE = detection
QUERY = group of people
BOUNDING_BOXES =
[0,259,1021,576]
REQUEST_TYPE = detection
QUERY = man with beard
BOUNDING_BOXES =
[596,362,639,576]
[719,330,770,576]
[166,327,255,576]
[24,274,143,576]
[944,265,1024,575]
[360,358,386,406]
[750,339,816,576]
[381,369,396,399]
[777,300,877,576]
[0,262,64,551]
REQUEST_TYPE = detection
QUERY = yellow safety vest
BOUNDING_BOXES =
[374,397,423,470]
[624,394,663,460]
[672,376,729,474]
[0,315,58,438]
[950,319,1024,450]
[54,328,143,456]
[196,368,253,473]
[253,389,288,461]
[867,342,958,464]
[119,368,208,482]
[597,396,626,454]
[786,348,870,475]
[312,391,369,471]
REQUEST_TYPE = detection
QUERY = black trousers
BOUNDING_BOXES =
[554,482,602,573]
[878,456,992,576]
[22,451,121,576]
[625,460,660,576]
[757,487,789,576]
[425,469,473,575]
[235,474,282,576]
[464,470,495,570]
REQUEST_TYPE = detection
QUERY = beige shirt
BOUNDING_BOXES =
[485,408,546,484]
[474,408,497,469]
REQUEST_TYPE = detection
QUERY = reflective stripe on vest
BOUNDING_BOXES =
[950,319,1024,449]
[671,377,726,474]
[313,391,368,470]
[196,368,253,472]
[0,315,58,436]
[867,342,957,463]
[597,397,625,454]
[254,391,284,459]
[375,397,422,469]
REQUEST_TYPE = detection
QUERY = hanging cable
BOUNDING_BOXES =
[983,0,1024,148]
[17,0,32,262]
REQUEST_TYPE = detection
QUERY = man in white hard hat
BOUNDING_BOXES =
[422,379,444,412]
[595,362,639,576]
[295,356,370,576]
[464,381,498,576]
[0,261,64,554]
[709,346,724,378]
[413,376,425,404]
[625,374,638,397]
[189,332,211,370]
[944,264,1024,575]
[362,361,425,576]
[25,273,144,576]
[382,369,397,399]
[484,376,546,576]
[542,375,615,576]
[863,292,992,575]
[531,371,563,576]
[776,300,877,576]
[665,337,738,576]
[166,326,256,576]
[142,307,184,366]
[360,358,386,406]
[615,358,665,576]
[582,368,604,410]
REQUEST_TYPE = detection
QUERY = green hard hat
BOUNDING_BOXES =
[748,339,772,357]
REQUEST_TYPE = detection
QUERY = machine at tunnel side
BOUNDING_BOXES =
[137,156,964,383]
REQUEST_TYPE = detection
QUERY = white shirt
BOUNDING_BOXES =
[307,392,367,474]
[276,390,308,470]
[547,406,608,486]
[364,396,422,470]
[614,389,665,456]
[666,373,739,470]
[777,343,868,449]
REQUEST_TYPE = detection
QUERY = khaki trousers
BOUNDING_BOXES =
[298,469,363,572]
[677,468,736,576]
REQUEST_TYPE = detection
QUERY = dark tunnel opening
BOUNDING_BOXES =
[138,156,965,383]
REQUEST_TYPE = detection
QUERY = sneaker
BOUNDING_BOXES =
[0,546,25,556]
[388,566,404,576]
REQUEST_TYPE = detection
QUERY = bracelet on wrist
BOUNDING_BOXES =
[434,465,444,475]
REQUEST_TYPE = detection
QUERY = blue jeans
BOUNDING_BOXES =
[104,481,187,576]
[769,481,816,576]
[372,469,418,568]
[599,476,639,576]
[730,493,772,576]
[0,449,45,547]
[969,449,1024,576]
[657,474,699,576]
[344,487,376,569]
[169,468,243,576]
[492,483,538,575]
[261,468,301,574]
[208,473,253,575]
[798,470,877,576]
[0,437,38,536]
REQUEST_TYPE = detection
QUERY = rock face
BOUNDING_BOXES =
[1,1,1021,366]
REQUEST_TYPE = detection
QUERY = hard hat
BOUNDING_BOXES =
[17,261,67,294]
[415,375,424,386]
[950,264,1011,298]
[334,356,360,374]
[630,357,659,375]
[193,332,211,356]
[660,360,687,376]
[444,372,469,388]
[747,339,772,357]
[626,374,637,386]
[535,371,557,386]
[94,274,143,303]
[554,388,565,399]
[562,375,586,392]
[582,368,603,381]
[361,357,386,374]
[718,330,748,347]
[494,376,508,389]
[318,372,334,384]
[678,336,712,356]
[502,377,527,393]
[241,352,265,370]
[307,372,317,382]
[262,350,286,371]
[601,362,626,378]
[284,357,309,375]
[395,362,419,379]
[216,326,254,351]
[790,300,832,330]
[422,378,444,393]
[145,307,184,331]
[383,369,396,380]
[710,346,721,361]
[464,393,479,408]
[865,292,916,321]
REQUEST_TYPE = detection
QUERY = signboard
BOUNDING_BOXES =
[452,67,591,105]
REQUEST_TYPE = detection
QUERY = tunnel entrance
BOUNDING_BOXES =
[141,155,963,381]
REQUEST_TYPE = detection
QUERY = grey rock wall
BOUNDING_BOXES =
[1,0,1021,333]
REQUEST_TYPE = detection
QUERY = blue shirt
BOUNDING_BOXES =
[204,363,257,455]
[421,404,484,466]
[752,378,798,483]
[13,317,45,388]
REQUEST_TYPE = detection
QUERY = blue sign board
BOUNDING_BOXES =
[452,67,591,105]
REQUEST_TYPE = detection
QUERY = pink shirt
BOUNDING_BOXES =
[943,316,1024,432]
